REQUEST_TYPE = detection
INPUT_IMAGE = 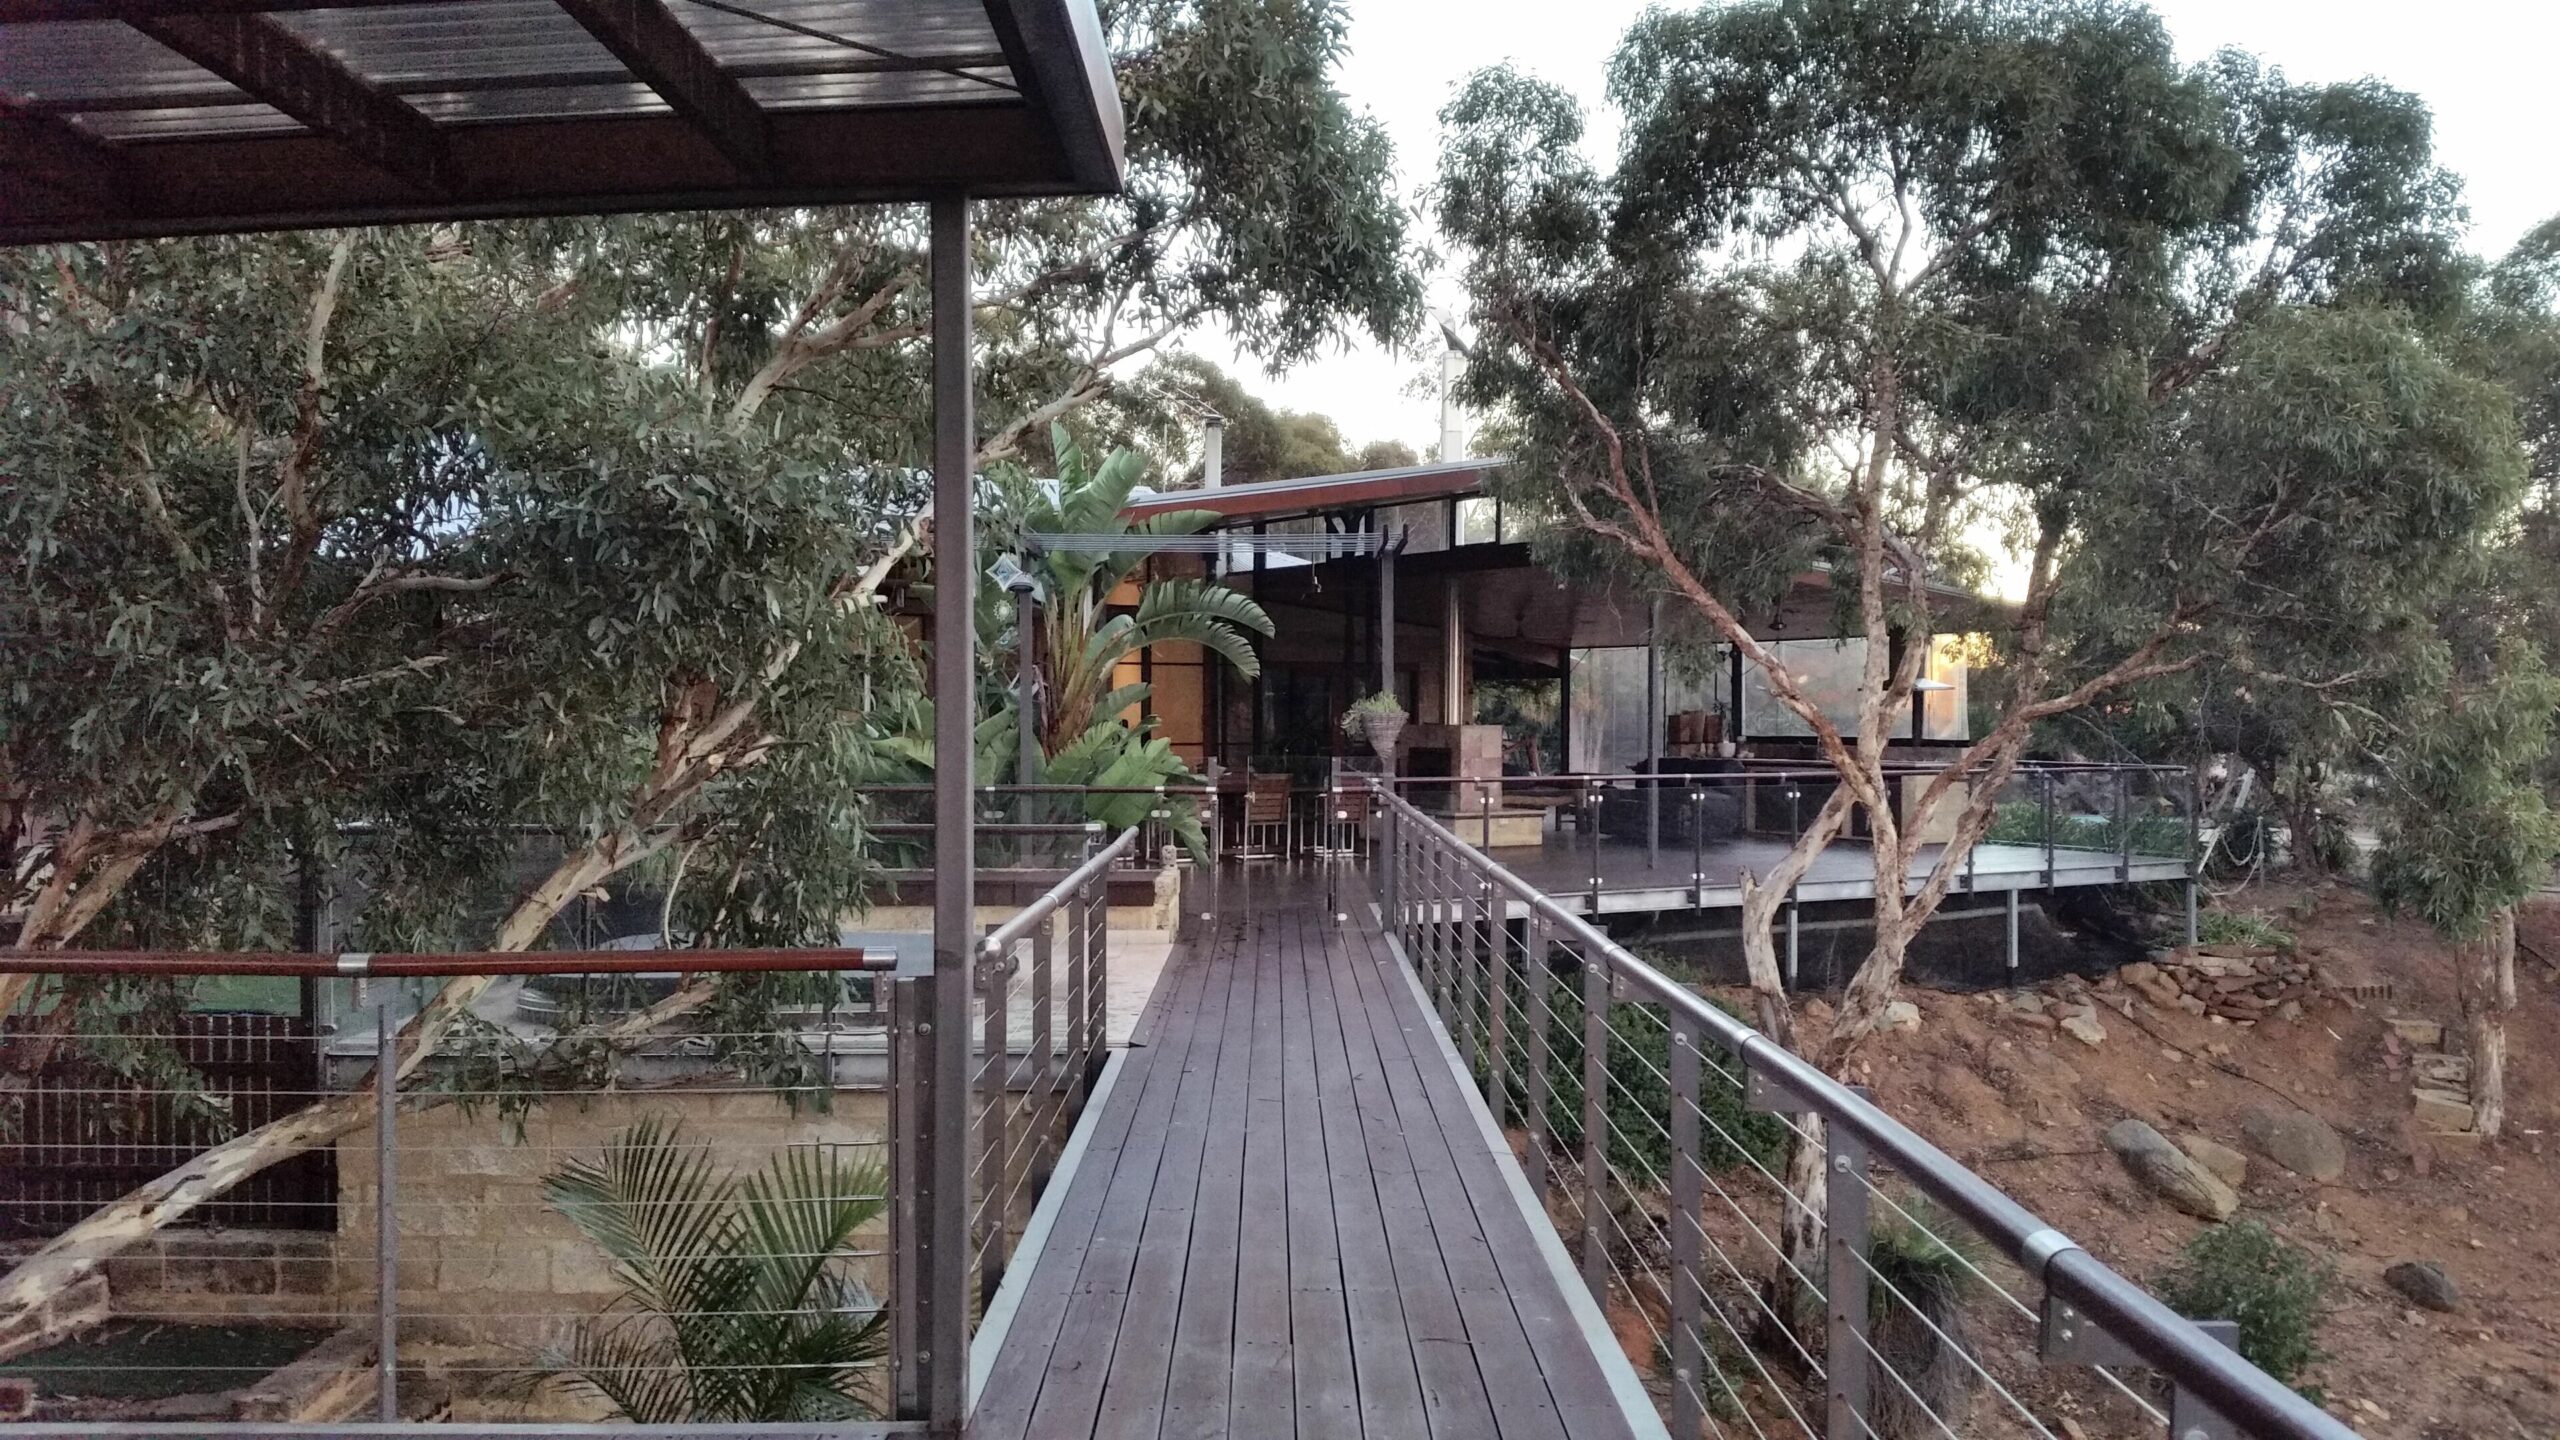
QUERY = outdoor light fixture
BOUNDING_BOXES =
[988,553,1043,599]
[1914,677,1955,693]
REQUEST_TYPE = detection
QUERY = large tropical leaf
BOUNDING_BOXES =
[538,1124,886,1423]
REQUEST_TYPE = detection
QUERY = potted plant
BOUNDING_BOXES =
[1340,691,1408,760]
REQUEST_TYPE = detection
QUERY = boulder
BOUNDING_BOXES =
[2104,1119,2239,1221]
[2177,1133,2249,1189]
[2383,1261,2462,1313]
[2241,1107,2347,1183]
[1882,1000,1922,1032]
[2060,1011,2107,1047]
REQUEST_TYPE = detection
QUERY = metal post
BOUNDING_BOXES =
[978,938,1007,1306]
[2187,763,2204,945]
[1825,1100,1874,1440]
[1578,952,1609,1302]
[1380,786,1400,925]
[1067,830,1093,1080]
[1785,898,1801,989]
[1668,1014,1705,1440]
[888,973,928,1420]
[2040,769,2057,887]
[1524,917,1552,1204]
[2006,886,2022,974]
[1646,596,1663,870]
[372,990,397,1422]
[922,191,974,1435]
[2116,767,2133,881]
[1586,784,1603,912]
[1691,788,1707,909]
[1485,881,1509,1123]
[1379,536,1397,696]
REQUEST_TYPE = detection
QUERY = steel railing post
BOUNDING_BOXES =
[1578,951,1610,1303]
[1692,788,1707,909]
[976,936,1008,1306]
[888,973,929,1421]
[1586,784,1603,912]
[1826,1098,1874,1440]
[1523,916,1552,1205]
[1484,876,1508,1121]
[372,987,397,1422]
[2116,767,2133,881]
[2186,764,2204,945]
[1092,866,1110,1064]
[1380,786,1400,923]
[2040,769,2057,886]
[1668,1013,1706,1440]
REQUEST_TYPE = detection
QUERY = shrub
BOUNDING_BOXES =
[1449,949,1782,1182]
[1866,1196,1985,1439]
[2195,909,2296,950]
[2154,1221,2333,1389]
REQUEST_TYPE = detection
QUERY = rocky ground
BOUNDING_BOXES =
[1781,884,2560,1439]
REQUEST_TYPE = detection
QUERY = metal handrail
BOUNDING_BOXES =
[980,825,1140,958]
[1372,784,2356,1440]
[1373,760,2185,786]
[0,947,883,977]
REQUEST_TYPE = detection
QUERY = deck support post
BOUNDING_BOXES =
[1785,897,1801,989]
[2006,887,2021,974]
[1578,950,1610,1303]
[915,191,974,1436]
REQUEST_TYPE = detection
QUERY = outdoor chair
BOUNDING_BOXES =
[1242,773,1293,859]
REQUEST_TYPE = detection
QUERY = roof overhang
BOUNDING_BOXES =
[1121,458,1499,526]
[0,0,1124,243]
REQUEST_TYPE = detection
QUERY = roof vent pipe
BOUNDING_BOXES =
[1202,415,1224,489]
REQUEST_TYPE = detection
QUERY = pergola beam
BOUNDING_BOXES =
[0,108,132,216]
[131,12,453,196]
[551,0,772,180]
[980,0,1121,192]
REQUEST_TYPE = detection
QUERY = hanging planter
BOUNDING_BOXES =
[1341,692,1408,761]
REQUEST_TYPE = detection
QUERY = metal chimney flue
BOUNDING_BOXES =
[1202,414,1224,489]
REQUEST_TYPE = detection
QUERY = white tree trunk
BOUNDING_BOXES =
[2457,909,2516,1139]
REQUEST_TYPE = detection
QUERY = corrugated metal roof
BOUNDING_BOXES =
[1122,459,1505,524]
[0,0,1124,242]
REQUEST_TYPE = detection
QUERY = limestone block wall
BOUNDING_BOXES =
[332,1088,894,1350]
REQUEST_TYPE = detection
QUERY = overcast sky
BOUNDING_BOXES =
[1176,0,2560,459]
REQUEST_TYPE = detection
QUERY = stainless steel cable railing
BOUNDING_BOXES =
[1370,783,2356,1440]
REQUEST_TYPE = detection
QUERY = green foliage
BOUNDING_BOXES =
[2370,647,2560,939]
[1525,979,1784,1182]
[1097,353,1419,483]
[2154,1220,2335,1390]
[2195,910,2296,950]
[1865,1195,1987,1439]
[538,1120,888,1423]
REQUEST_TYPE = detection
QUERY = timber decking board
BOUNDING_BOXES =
[970,867,1648,1440]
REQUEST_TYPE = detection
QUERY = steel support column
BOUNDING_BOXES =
[919,192,973,1436]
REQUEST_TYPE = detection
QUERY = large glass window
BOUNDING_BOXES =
[1742,638,1877,739]
[1568,647,1721,771]
[1738,635,1973,741]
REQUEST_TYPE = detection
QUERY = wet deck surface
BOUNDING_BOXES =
[969,867,1649,1440]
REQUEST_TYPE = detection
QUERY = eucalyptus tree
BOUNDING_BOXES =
[1437,0,2514,1057]
[0,0,1418,1327]
[1434,0,2527,1322]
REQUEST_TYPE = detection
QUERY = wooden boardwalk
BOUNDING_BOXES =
[970,867,1653,1440]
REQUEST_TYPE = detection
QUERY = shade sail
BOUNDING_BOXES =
[0,0,1123,242]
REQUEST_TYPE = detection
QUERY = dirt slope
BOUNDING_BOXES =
[1800,886,2559,1438]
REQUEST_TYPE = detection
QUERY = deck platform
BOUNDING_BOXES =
[968,868,1658,1440]
[1450,832,2187,917]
